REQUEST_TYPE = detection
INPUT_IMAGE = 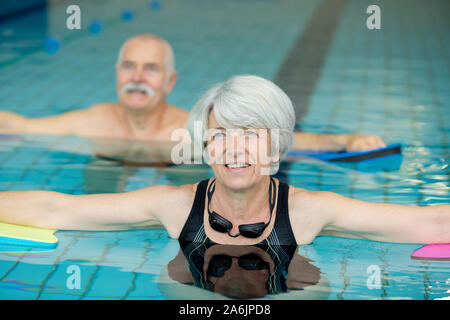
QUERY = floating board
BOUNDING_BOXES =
[287,143,402,162]
[411,244,450,261]
[0,222,58,249]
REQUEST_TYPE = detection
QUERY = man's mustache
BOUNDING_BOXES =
[121,82,155,97]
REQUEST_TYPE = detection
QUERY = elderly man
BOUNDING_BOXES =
[0,34,187,141]
[0,33,385,154]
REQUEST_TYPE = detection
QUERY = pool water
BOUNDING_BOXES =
[0,0,449,300]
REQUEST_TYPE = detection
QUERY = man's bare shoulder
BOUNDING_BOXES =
[56,103,115,121]
[85,103,119,115]
[56,103,119,136]
[165,104,189,124]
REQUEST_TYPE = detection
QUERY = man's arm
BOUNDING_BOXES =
[0,186,177,231]
[293,132,386,152]
[0,107,98,136]
[0,111,28,133]
[313,191,450,244]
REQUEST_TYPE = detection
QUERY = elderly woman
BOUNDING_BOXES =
[0,75,448,246]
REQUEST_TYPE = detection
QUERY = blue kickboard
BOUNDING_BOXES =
[287,143,402,162]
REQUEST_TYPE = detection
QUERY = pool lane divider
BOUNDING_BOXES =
[0,1,162,68]
[0,222,58,249]
[121,9,134,21]
[274,0,348,125]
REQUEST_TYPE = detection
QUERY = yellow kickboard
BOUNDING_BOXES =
[0,222,58,248]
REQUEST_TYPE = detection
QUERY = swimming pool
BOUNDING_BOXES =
[0,0,449,300]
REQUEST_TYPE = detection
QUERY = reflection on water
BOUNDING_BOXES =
[169,241,321,299]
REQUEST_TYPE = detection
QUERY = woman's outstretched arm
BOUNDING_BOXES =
[0,186,177,231]
[291,189,449,244]
[316,192,450,243]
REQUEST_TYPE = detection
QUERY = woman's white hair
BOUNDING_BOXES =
[187,75,296,174]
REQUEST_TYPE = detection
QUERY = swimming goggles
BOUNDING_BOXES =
[207,177,276,238]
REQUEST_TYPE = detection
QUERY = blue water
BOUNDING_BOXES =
[0,0,449,299]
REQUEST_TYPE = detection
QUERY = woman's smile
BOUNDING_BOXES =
[223,163,252,175]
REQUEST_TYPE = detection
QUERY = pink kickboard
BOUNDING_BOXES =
[411,244,450,260]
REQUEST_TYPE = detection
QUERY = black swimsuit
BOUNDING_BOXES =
[178,178,297,246]
[178,178,298,295]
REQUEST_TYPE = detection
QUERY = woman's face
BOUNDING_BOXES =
[206,110,280,190]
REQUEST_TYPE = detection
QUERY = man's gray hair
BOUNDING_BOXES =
[116,34,175,73]
[187,75,296,174]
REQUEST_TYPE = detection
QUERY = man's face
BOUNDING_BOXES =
[116,39,176,111]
